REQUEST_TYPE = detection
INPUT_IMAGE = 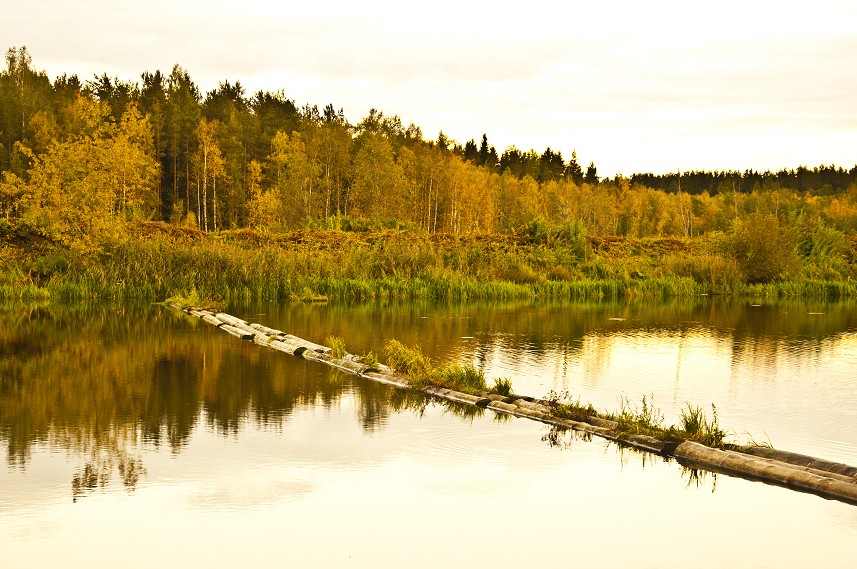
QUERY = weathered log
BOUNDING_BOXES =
[215,313,248,327]
[268,338,304,356]
[423,387,491,407]
[738,446,857,478]
[220,324,254,340]
[202,314,223,327]
[584,416,619,430]
[253,333,273,346]
[511,398,552,414]
[487,400,524,415]
[618,434,681,456]
[675,441,857,504]
[360,370,411,388]
[249,323,287,337]
[310,353,369,375]
[215,317,257,335]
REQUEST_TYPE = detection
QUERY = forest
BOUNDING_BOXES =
[2,45,857,300]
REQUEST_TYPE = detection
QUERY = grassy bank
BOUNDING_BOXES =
[2,220,856,303]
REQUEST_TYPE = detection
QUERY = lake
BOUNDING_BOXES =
[2,299,856,567]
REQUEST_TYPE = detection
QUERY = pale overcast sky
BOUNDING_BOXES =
[3,0,856,176]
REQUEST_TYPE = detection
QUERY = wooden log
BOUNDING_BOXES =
[738,446,857,478]
[511,398,552,414]
[618,434,681,456]
[487,401,522,414]
[423,387,491,407]
[220,324,254,340]
[361,371,411,388]
[479,393,507,402]
[253,333,273,346]
[214,317,257,335]
[269,338,303,356]
[202,314,223,327]
[584,416,619,430]
[323,355,368,375]
[249,323,287,337]
[675,441,857,505]
[215,313,248,327]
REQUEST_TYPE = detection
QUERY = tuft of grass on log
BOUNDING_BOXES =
[384,339,492,395]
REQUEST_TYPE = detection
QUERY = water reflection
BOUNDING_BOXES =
[232,298,857,462]
[0,305,391,499]
[2,298,857,503]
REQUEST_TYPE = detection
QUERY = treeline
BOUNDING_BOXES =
[2,46,857,252]
[629,167,857,197]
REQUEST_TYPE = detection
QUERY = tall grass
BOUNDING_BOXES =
[2,222,856,303]
[383,339,490,394]
[679,404,727,447]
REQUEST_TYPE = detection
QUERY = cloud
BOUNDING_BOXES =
[3,0,856,174]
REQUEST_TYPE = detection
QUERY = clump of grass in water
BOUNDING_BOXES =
[436,365,487,393]
[493,377,513,396]
[165,287,225,311]
[545,390,598,422]
[358,351,380,370]
[384,340,432,378]
[383,340,487,394]
[679,403,727,448]
[327,336,347,359]
[291,287,328,303]
[612,394,666,436]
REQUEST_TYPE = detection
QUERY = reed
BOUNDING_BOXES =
[2,221,856,303]
[492,377,513,396]
[383,339,489,394]
[358,351,380,370]
[679,404,727,447]
[327,336,347,359]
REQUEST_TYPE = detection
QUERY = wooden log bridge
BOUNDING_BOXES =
[171,303,857,507]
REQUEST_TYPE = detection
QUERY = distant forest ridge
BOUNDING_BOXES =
[2,45,857,247]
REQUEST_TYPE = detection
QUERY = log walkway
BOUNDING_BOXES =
[171,303,857,506]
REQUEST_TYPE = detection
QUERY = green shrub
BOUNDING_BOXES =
[722,213,799,284]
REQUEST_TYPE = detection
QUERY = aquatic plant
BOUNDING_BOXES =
[679,404,727,448]
[327,336,347,359]
[165,287,225,311]
[544,390,599,422]
[612,394,666,436]
[492,377,513,396]
[384,340,432,378]
[384,339,487,394]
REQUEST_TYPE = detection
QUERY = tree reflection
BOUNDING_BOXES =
[0,304,361,499]
[2,298,855,500]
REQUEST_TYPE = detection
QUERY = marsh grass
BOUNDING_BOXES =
[679,404,728,447]
[493,377,513,396]
[611,394,667,436]
[544,390,598,422]
[384,340,432,378]
[2,222,856,303]
[165,287,226,311]
[357,351,380,370]
[327,336,347,359]
[546,391,733,448]
[383,339,489,394]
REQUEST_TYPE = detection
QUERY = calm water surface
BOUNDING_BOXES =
[1,299,855,567]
